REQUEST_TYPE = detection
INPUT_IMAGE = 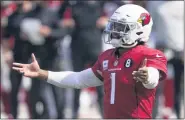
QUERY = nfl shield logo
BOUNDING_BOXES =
[103,60,108,70]
[114,60,118,66]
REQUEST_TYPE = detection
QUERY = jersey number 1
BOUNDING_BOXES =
[110,73,116,104]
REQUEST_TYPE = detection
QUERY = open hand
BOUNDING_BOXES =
[12,53,40,78]
[132,58,149,84]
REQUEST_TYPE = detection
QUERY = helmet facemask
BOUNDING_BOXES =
[103,19,138,48]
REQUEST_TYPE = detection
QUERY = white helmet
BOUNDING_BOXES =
[103,4,153,48]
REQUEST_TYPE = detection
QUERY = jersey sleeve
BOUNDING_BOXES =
[91,56,103,81]
[144,51,167,81]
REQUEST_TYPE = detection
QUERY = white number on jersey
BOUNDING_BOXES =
[125,58,132,68]
[110,73,116,104]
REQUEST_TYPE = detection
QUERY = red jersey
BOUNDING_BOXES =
[92,45,167,119]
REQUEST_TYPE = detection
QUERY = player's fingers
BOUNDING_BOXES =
[135,77,144,82]
[133,71,148,79]
[132,71,143,77]
[140,72,148,76]
[138,67,147,72]
[19,70,25,75]
[138,70,148,75]
[132,71,138,75]
[140,58,147,68]
[132,72,139,77]
[133,73,146,79]
[138,75,147,80]
[133,73,148,80]
[13,63,24,67]
[12,67,24,72]
[31,53,37,62]
[138,70,147,75]
[133,76,141,81]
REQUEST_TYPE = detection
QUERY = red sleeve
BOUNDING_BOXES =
[91,57,103,81]
[144,51,167,81]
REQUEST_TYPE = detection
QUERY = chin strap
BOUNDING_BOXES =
[120,41,138,48]
[110,37,142,49]
[111,37,139,48]
[113,41,138,48]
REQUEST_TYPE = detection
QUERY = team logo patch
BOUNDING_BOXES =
[124,58,132,68]
[103,60,109,70]
[113,60,119,66]
[137,13,150,26]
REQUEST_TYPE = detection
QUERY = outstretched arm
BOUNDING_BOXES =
[12,53,103,89]
[47,68,103,89]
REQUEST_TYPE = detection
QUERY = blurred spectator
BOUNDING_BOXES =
[58,0,108,118]
[4,1,67,118]
[148,1,184,118]
[1,39,13,118]
[1,1,17,119]
[157,2,184,118]
[146,1,166,118]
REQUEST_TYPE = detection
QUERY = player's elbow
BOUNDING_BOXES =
[73,73,90,89]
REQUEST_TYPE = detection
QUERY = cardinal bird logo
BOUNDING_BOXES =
[137,13,150,26]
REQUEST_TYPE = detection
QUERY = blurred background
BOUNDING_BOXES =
[0,0,184,119]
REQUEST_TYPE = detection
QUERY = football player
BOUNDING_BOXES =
[12,4,167,119]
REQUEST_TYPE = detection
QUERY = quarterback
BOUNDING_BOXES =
[12,4,167,119]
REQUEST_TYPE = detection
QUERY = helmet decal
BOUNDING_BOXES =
[137,13,150,26]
